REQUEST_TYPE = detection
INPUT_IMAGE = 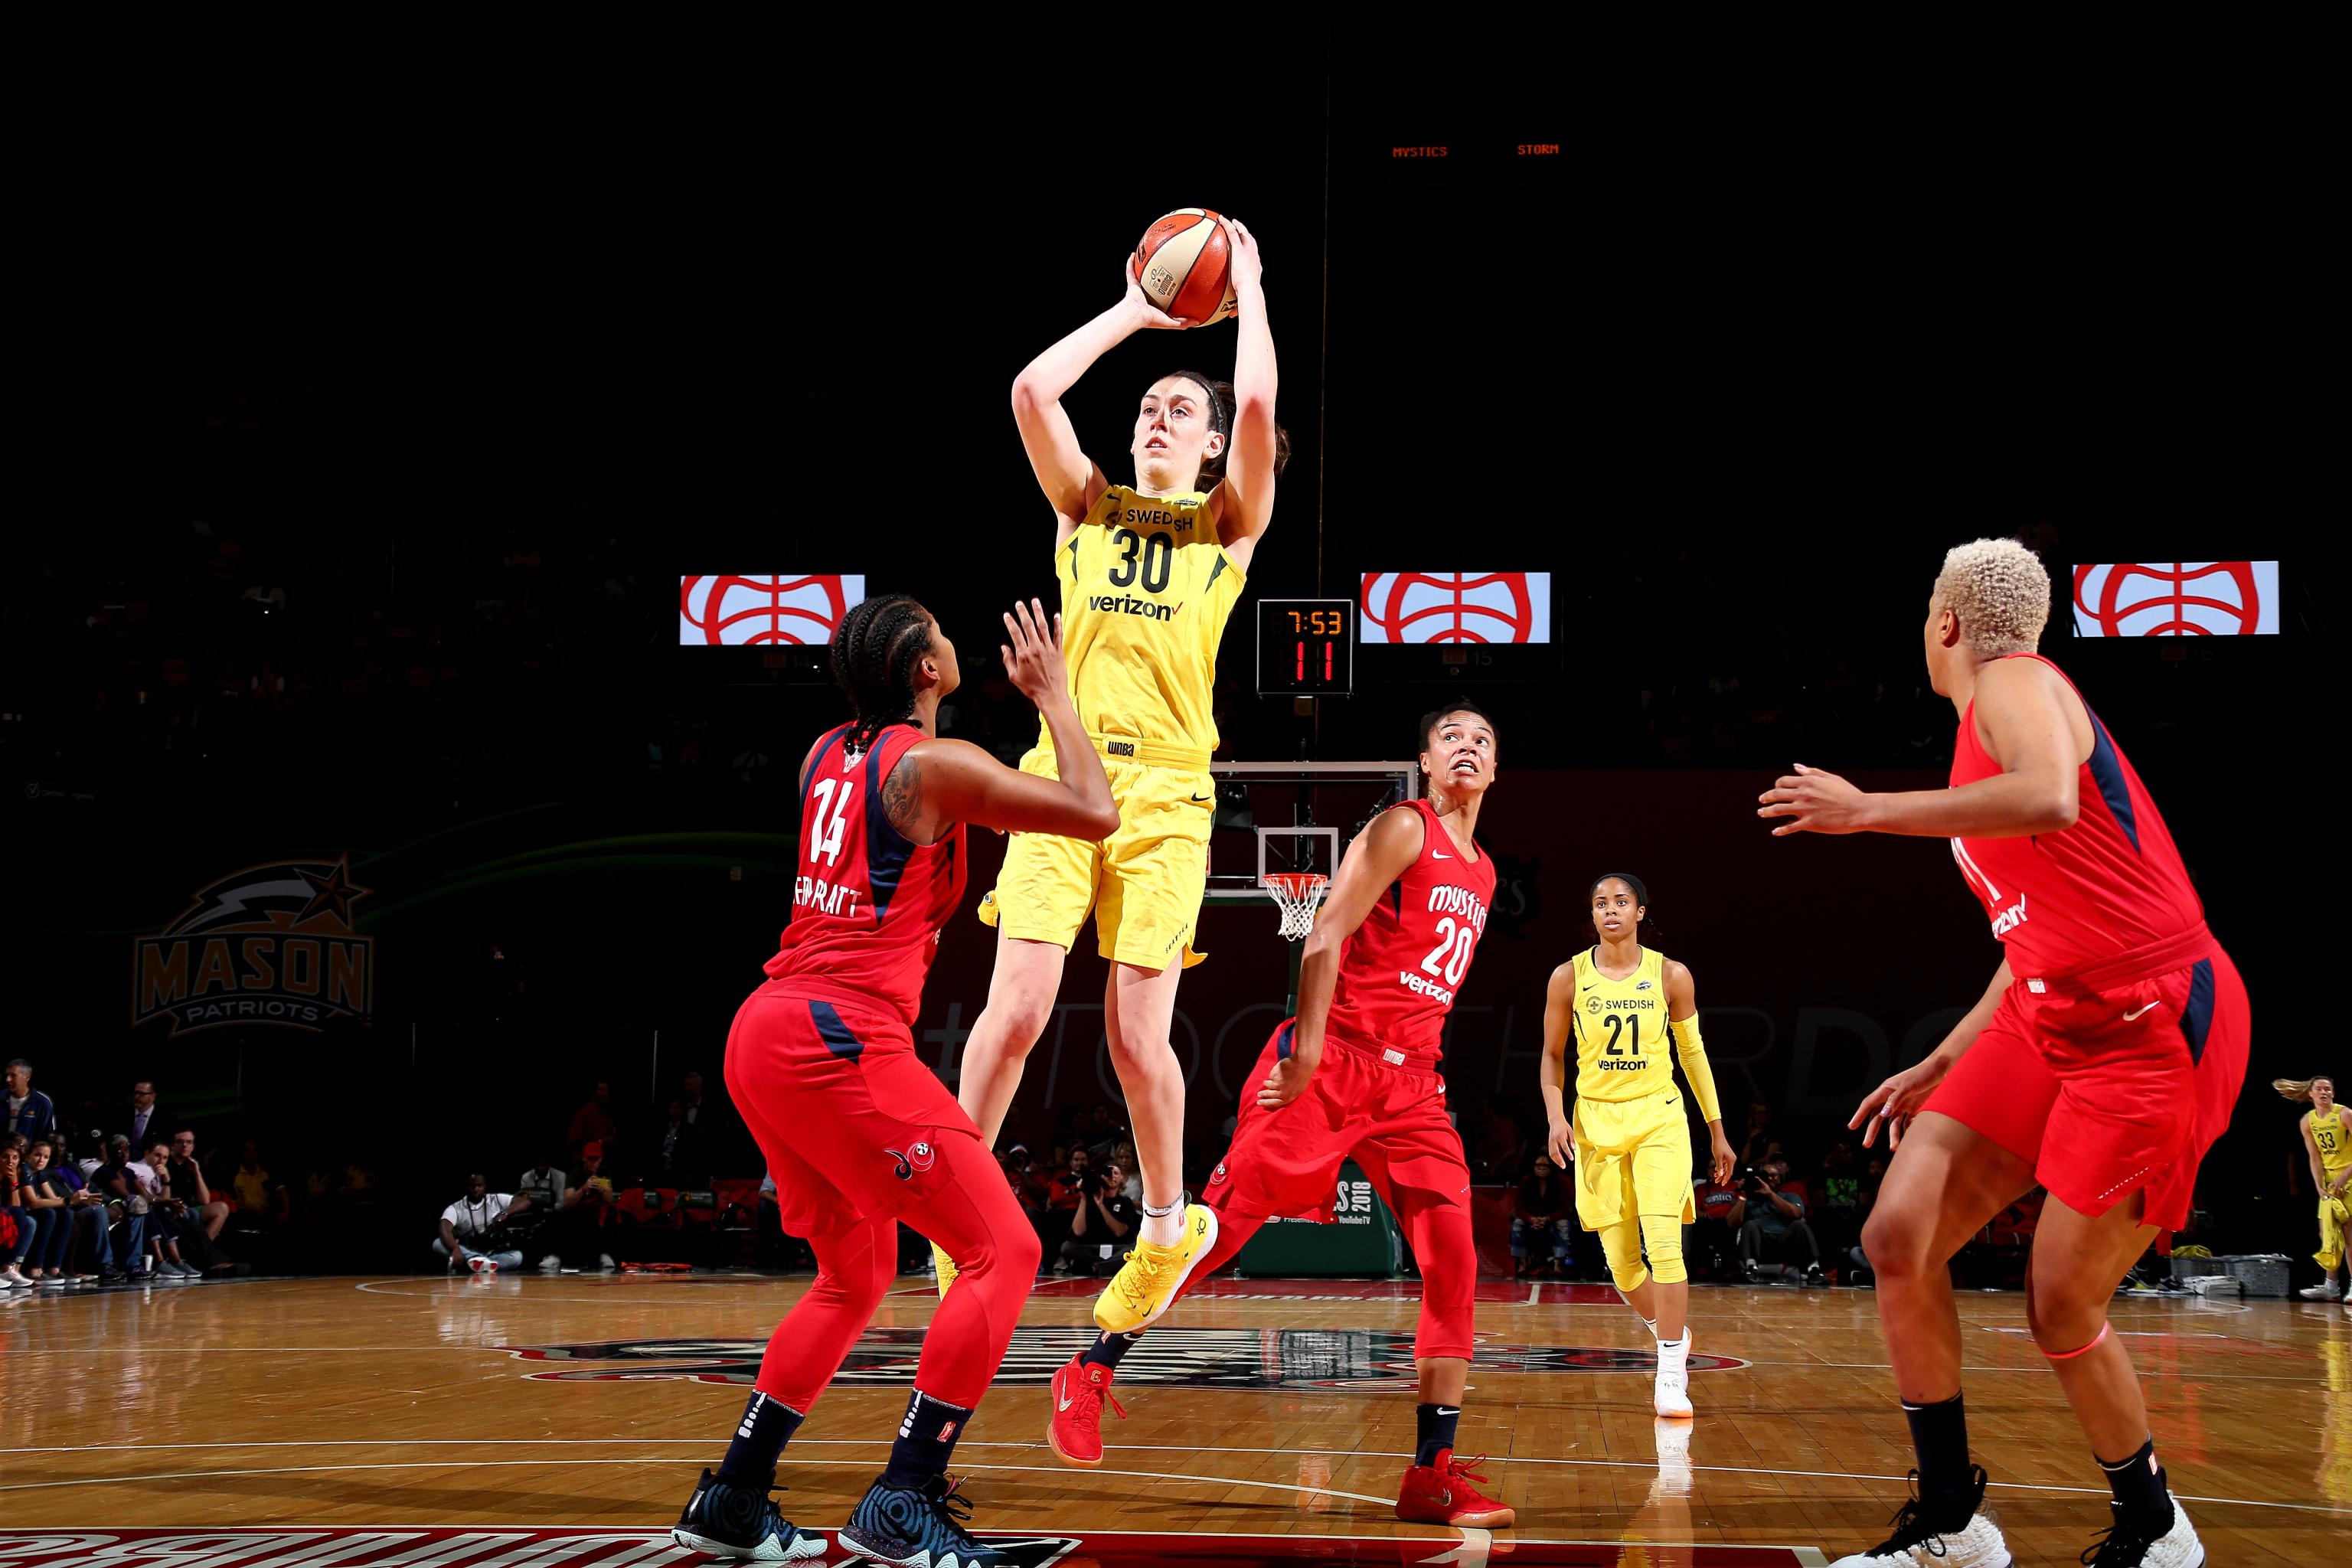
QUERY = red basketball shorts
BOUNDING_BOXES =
[1207,1022,1471,1226]
[724,983,983,1241]
[1204,1021,1478,1360]
[1924,944,2249,1231]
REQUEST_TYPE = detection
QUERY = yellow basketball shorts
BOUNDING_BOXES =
[977,744,1213,970]
[1572,1089,1697,1230]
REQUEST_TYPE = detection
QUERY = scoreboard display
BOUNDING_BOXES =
[1256,598,1356,695]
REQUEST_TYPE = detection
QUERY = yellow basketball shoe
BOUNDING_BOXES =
[931,1242,958,1299]
[1093,1204,1219,1334]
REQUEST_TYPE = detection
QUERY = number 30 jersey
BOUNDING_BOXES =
[1325,799,1497,1067]
[1570,946,1677,1102]
[764,722,967,1030]
[1049,485,1245,758]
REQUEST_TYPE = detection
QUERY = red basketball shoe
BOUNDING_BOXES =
[1046,1354,1127,1468]
[1396,1450,1515,1529]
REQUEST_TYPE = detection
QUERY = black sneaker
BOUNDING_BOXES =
[670,1468,825,1562]
[839,1475,1030,1566]
[1828,1466,2011,1566]
[1741,1259,1762,1283]
[2079,1494,2204,1566]
[1803,1263,1828,1287]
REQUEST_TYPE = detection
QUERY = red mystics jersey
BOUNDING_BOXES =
[1325,798,1498,1064]
[764,722,967,1029]
[1949,654,2207,982]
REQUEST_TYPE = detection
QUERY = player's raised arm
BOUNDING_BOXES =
[905,599,1120,843]
[1010,260,1189,537]
[1212,221,1280,572]
[1256,804,1427,1109]
[1663,960,1734,1186]
[1757,658,2082,840]
[1539,962,1578,1166]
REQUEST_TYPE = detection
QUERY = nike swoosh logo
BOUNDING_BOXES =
[1058,1395,1074,1411]
[2122,1001,2160,1021]
[1190,793,1211,802]
[1432,851,1451,859]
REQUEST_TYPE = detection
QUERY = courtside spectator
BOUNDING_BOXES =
[566,1080,619,1163]
[1690,1174,1744,1280]
[6,1060,55,1144]
[95,1135,145,1281]
[1059,1157,1137,1276]
[22,1138,102,1284]
[435,1172,530,1274]
[1737,1158,1825,1285]
[1811,1139,1865,1265]
[2,1140,34,1287]
[137,1141,203,1277]
[231,1140,289,1224]
[168,1129,234,1243]
[651,1097,709,1187]
[518,1156,567,1210]
[555,1142,618,1271]
[121,1080,167,1159]
[1511,1155,1576,1279]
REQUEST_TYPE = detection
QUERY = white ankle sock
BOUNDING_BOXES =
[1138,1206,1184,1248]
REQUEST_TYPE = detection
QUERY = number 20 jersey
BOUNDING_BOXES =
[1325,798,1497,1067]
[763,722,967,1031]
[1050,485,1245,757]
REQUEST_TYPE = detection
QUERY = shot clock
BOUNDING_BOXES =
[1255,597,1356,695]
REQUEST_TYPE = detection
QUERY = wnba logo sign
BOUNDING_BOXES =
[679,576,867,645]
[2072,562,2279,637]
[1360,572,1553,644]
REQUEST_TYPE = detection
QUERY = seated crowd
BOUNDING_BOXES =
[3,1062,289,1288]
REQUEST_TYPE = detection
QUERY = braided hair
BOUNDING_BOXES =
[1165,369,1292,488]
[829,594,935,755]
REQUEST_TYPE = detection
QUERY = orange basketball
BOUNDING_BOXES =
[1131,207,1238,325]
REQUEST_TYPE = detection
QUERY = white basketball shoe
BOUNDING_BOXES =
[1831,1466,2011,1566]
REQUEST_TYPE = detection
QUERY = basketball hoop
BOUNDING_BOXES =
[1263,872,1329,942]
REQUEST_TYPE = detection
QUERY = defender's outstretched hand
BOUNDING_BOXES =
[1758,763,1873,836]
[1000,599,1069,708]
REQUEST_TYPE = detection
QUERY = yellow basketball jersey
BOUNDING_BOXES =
[1044,485,1244,757]
[2316,1106,2352,1175]
[1571,946,1677,1102]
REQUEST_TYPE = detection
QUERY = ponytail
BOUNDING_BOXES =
[2276,1076,2335,1104]
[828,595,934,755]
[1168,370,1291,488]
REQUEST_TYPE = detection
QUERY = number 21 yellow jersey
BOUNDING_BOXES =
[1572,946,1676,1102]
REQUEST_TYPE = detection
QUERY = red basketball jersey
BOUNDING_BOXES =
[764,722,967,1028]
[1948,654,2207,982]
[1325,798,1498,1064]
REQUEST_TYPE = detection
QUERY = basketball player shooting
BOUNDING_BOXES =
[1759,538,2248,1568]
[1043,705,1517,1532]
[949,219,1286,1338]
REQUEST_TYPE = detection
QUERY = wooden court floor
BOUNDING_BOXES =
[2,1272,2344,1566]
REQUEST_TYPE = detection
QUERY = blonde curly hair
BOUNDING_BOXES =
[1933,538,2051,657]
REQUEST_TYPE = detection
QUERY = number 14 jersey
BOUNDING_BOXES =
[1325,798,1497,1067]
[1570,946,1676,1102]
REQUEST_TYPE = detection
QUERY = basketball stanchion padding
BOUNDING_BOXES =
[1263,872,1329,942]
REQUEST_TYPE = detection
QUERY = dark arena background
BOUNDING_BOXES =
[3,25,2333,1568]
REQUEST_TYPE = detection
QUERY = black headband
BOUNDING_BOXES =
[1591,872,1648,906]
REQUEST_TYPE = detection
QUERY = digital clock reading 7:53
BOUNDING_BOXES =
[1255,598,1356,695]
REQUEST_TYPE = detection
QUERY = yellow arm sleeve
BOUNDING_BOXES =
[1672,1013,1723,1124]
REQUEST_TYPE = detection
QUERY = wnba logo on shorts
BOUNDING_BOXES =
[1209,1161,1229,1185]
[887,1142,936,1180]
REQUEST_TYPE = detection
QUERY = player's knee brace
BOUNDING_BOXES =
[1638,1213,1687,1285]
[1599,1218,1649,1293]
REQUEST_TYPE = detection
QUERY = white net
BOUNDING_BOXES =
[1263,874,1329,942]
